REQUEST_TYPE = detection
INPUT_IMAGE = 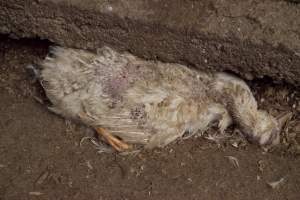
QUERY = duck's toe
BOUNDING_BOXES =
[96,127,131,152]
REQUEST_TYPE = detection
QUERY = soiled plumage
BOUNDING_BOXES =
[33,46,285,150]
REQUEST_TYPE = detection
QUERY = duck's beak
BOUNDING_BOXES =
[264,112,293,146]
[270,111,293,145]
[276,111,293,132]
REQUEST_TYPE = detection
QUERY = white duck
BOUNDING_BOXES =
[31,46,288,151]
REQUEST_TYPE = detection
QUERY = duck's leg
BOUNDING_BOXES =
[218,110,233,134]
[78,112,131,151]
[208,104,232,134]
[95,127,131,151]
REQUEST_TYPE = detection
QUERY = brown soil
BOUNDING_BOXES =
[0,35,300,200]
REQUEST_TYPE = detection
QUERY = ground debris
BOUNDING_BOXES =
[257,160,266,172]
[29,191,44,196]
[267,177,286,189]
[204,133,230,144]
[35,170,49,185]
[225,156,239,168]
[86,160,93,170]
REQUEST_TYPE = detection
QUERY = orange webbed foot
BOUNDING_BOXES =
[95,127,131,152]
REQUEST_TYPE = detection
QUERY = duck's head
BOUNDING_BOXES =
[247,111,292,146]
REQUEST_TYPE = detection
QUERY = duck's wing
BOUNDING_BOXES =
[123,80,216,148]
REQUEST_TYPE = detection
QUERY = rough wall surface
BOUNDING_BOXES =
[1,0,300,85]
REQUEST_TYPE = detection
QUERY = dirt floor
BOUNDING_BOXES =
[0,35,300,200]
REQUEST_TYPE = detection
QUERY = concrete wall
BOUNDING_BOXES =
[1,0,300,85]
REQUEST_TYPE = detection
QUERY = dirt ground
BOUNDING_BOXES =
[0,35,300,200]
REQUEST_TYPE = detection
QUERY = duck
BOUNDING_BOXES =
[29,46,289,151]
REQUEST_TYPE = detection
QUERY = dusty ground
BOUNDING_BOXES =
[0,35,300,200]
